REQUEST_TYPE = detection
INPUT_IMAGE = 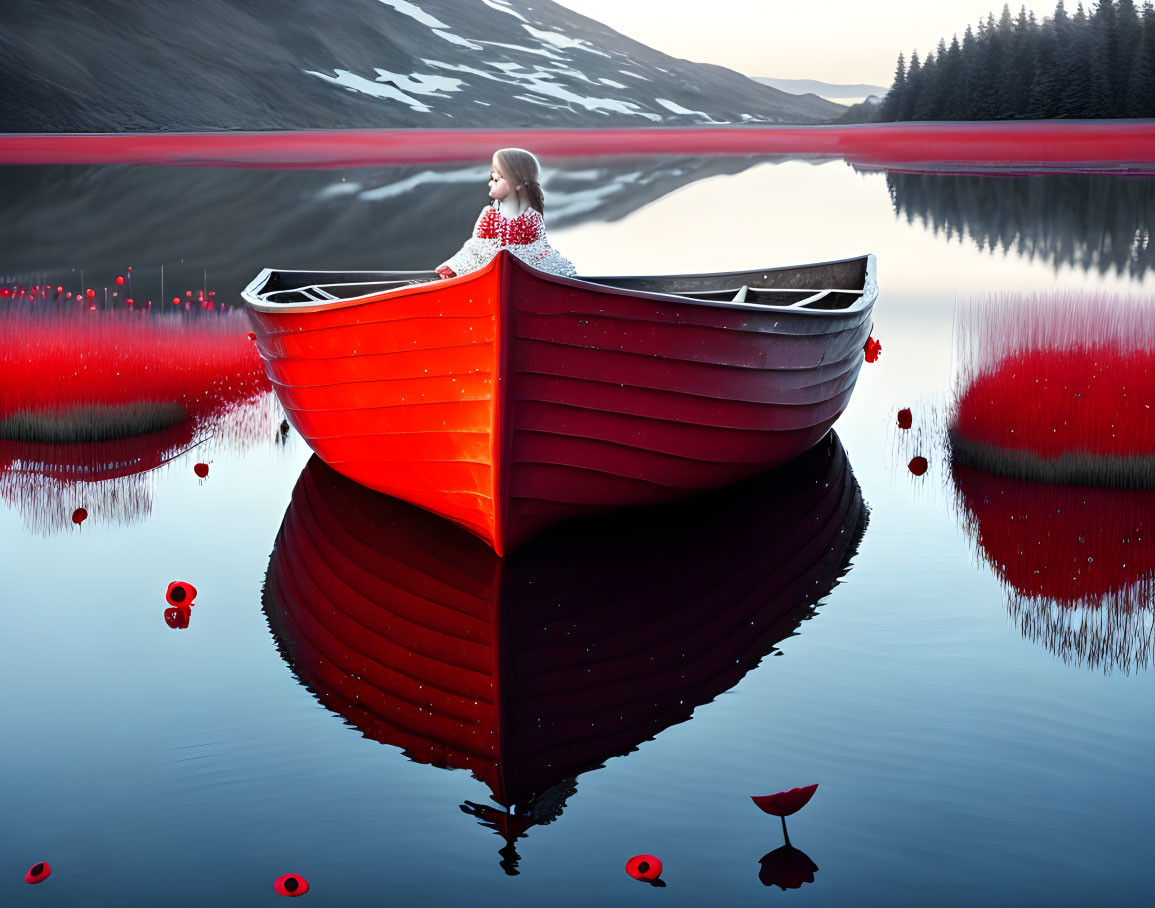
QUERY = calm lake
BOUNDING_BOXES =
[1,153,1153,906]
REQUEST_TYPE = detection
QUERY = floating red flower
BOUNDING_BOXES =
[164,606,190,629]
[25,862,51,884]
[909,456,929,476]
[194,462,209,478]
[274,873,310,897]
[751,783,818,817]
[71,507,87,525]
[625,854,663,882]
[115,276,125,286]
[166,581,197,606]
[864,336,882,363]
[85,289,95,299]
[758,844,819,890]
[897,408,913,430]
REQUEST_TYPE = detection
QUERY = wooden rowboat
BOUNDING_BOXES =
[242,250,877,554]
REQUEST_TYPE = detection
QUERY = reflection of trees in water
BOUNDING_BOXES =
[882,171,1153,278]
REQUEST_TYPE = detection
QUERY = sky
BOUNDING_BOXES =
[553,0,1037,86]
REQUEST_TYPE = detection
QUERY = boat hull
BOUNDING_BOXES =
[246,252,874,554]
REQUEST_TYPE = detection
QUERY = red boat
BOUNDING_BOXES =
[262,434,866,871]
[243,250,877,554]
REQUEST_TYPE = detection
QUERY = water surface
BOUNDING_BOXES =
[1,156,1152,906]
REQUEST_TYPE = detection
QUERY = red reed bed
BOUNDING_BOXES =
[0,122,1153,169]
[950,292,1155,488]
[0,310,270,442]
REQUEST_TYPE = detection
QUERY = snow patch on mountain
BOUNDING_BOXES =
[421,58,661,120]
[306,69,434,111]
[434,30,483,50]
[481,0,529,22]
[655,98,721,122]
[377,0,447,28]
[374,70,466,95]
[522,24,610,57]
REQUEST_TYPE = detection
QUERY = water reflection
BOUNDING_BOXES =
[952,465,1154,675]
[0,156,772,297]
[262,432,866,873]
[0,309,280,533]
[0,420,197,534]
[876,170,1154,279]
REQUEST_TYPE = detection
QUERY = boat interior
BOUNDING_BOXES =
[250,255,870,312]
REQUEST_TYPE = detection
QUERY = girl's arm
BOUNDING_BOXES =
[437,207,499,278]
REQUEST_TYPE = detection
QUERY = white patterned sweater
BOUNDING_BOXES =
[437,202,577,278]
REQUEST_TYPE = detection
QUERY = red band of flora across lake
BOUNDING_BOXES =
[1,123,1153,171]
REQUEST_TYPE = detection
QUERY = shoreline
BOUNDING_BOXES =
[1,121,1153,170]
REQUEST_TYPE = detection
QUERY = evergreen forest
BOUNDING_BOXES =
[861,1,1155,120]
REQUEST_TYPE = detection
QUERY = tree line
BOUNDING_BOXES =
[860,1,1155,120]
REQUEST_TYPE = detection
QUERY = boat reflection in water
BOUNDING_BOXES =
[952,465,1154,674]
[262,432,867,874]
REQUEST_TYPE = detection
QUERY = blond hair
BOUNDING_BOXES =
[494,147,545,216]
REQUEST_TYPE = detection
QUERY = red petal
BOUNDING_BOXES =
[750,783,818,817]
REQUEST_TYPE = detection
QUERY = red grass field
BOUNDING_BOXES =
[0,310,270,442]
[950,292,1154,487]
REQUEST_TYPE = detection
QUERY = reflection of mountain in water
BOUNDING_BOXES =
[0,156,773,299]
[879,171,1154,279]
[262,433,867,874]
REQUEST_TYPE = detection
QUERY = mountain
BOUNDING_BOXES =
[0,0,844,131]
[753,78,888,102]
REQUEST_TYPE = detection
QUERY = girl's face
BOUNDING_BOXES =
[489,161,515,201]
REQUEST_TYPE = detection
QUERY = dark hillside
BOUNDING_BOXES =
[0,0,844,131]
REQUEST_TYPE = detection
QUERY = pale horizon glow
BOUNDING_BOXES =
[553,1,1042,86]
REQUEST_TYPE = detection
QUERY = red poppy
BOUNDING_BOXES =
[274,873,310,897]
[194,462,209,478]
[751,783,818,817]
[166,581,197,606]
[909,456,929,476]
[115,276,125,285]
[164,606,191,629]
[897,408,913,430]
[864,336,882,363]
[25,861,51,884]
[625,854,662,882]
[758,844,818,890]
[85,289,95,299]
[71,507,87,525]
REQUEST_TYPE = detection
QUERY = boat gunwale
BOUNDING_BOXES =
[241,252,878,319]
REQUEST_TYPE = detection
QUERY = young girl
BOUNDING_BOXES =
[436,148,577,279]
